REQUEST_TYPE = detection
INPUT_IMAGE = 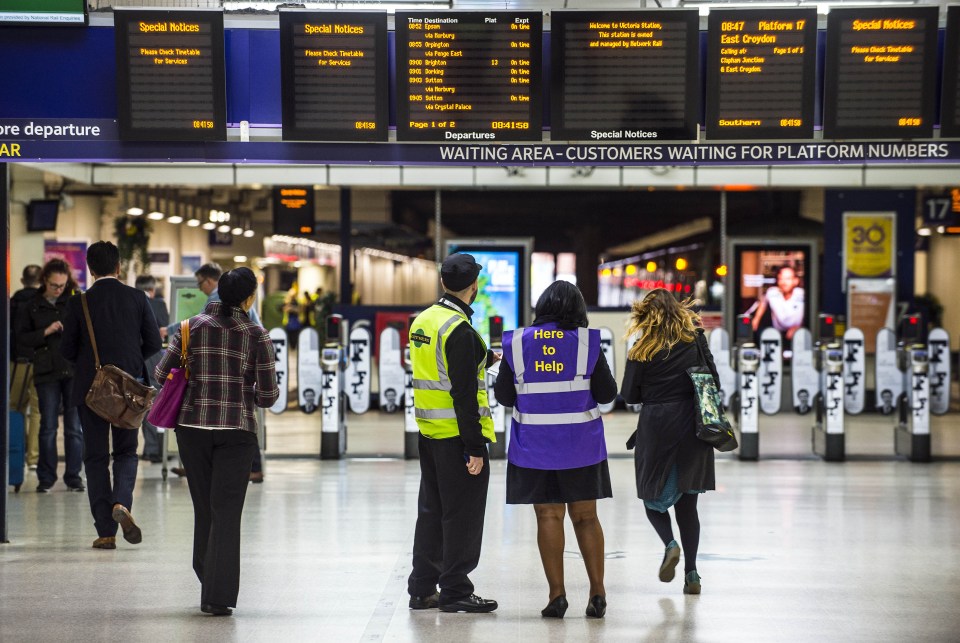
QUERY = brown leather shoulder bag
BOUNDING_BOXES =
[81,292,156,429]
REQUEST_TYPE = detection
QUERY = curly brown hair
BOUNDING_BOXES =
[626,288,701,362]
[39,258,79,297]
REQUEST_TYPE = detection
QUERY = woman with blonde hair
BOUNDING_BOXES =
[621,288,721,595]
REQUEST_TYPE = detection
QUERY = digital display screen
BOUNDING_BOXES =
[550,10,699,142]
[705,9,817,140]
[114,9,227,142]
[27,199,59,232]
[395,11,543,142]
[448,246,525,345]
[279,11,388,142]
[823,6,938,139]
[272,186,315,237]
[735,246,809,341]
[0,0,86,26]
[941,7,960,139]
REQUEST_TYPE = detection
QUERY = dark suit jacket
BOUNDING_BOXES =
[60,277,164,407]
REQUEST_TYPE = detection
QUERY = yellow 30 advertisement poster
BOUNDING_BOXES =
[844,212,895,279]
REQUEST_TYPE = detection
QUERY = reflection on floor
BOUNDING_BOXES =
[3,413,960,641]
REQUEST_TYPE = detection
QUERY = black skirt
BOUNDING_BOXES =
[506,460,612,505]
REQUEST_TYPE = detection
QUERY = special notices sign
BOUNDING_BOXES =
[279,11,388,142]
[114,9,226,142]
[395,12,543,142]
[550,10,699,142]
[706,9,817,140]
[824,6,938,140]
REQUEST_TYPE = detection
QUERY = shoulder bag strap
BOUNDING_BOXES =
[80,293,101,370]
[180,319,190,375]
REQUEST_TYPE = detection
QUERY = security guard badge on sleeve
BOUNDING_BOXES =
[411,329,432,347]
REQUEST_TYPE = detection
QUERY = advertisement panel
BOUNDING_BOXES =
[844,212,895,281]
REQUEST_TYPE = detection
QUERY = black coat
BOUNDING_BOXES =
[10,286,39,360]
[15,290,75,384]
[60,277,163,407]
[621,330,718,500]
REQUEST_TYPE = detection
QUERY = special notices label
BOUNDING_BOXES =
[706,9,817,140]
[395,12,543,142]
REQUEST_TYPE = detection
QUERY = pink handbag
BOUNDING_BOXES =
[146,320,190,430]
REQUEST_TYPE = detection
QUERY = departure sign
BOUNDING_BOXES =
[550,11,699,141]
[824,7,938,140]
[941,7,960,139]
[114,9,226,142]
[395,12,543,142]
[280,11,388,142]
[706,9,816,140]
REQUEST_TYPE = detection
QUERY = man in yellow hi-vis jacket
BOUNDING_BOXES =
[407,253,500,614]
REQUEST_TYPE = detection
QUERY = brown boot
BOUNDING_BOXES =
[111,504,142,544]
[92,536,116,549]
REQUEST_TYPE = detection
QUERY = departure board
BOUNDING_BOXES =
[941,7,960,139]
[279,11,388,142]
[705,9,817,140]
[550,10,699,142]
[395,11,543,142]
[823,7,938,140]
[114,9,226,142]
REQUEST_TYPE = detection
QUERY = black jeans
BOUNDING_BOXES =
[176,426,258,608]
[408,435,489,603]
[78,405,139,537]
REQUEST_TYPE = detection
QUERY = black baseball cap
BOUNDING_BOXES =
[440,253,482,291]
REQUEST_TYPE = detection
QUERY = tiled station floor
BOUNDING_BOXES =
[2,409,959,642]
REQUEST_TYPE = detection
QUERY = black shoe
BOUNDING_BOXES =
[67,483,85,492]
[409,592,440,610]
[439,594,498,613]
[586,595,606,618]
[201,603,233,616]
[36,485,51,493]
[541,595,568,618]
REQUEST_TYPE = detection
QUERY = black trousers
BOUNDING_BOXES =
[408,434,489,603]
[176,427,258,608]
[78,405,139,538]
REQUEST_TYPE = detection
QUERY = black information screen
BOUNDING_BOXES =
[395,11,543,142]
[550,10,699,142]
[823,7,938,139]
[705,9,817,140]
[279,11,388,142]
[272,186,315,237]
[114,9,226,142]
[941,7,960,139]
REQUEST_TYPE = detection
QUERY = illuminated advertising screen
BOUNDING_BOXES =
[447,241,531,344]
[734,245,811,341]
[823,6,938,139]
[114,8,227,142]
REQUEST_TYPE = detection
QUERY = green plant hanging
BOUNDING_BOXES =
[114,215,152,276]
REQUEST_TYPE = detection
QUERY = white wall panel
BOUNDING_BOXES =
[93,164,235,186]
[234,165,327,186]
[402,167,475,186]
[864,166,960,187]
[475,167,548,187]
[695,166,769,187]
[622,166,695,187]
[329,166,401,186]
[770,166,863,187]
[547,167,621,186]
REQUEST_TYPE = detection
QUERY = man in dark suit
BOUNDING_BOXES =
[61,242,163,549]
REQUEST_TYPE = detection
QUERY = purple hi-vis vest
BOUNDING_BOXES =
[503,324,607,470]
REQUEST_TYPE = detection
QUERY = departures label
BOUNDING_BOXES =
[824,6,938,139]
[395,12,543,142]
[550,10,700,142]
[706,9,816,140]
[114,9,226,141]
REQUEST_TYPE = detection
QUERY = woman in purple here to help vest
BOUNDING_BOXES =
[495,281,618,620]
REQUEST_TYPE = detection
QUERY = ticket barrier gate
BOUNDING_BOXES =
[813,342,845,461]
[736,344,761,461]
[404,313,419,459]
[894,344,931,462]
[486,316,507,459]
[320,314,348,459]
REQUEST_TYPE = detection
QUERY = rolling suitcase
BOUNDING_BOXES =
[9,411,25,493]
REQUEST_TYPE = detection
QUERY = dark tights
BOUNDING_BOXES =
[644,493,700,573]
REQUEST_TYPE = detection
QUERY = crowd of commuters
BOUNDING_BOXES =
[8,246,722,617]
